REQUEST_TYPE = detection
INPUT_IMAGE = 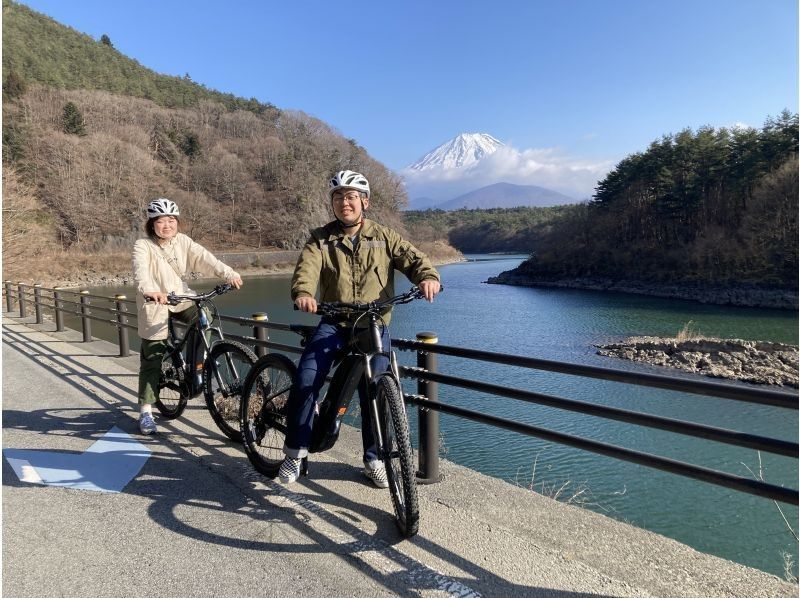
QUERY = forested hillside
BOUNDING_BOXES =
[404,206,572,253]
[501,113,798,287]
[1,0,441,284]
[2,0,272,112]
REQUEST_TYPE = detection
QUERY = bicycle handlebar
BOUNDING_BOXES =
[296,285,443,318]
[144,283,234,306]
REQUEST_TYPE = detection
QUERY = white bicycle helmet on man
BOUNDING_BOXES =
[328,170,370,199]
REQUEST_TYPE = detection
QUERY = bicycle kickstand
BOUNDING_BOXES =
[301,457,309,477]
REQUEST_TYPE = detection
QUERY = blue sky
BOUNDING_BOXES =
[16,0,798,199]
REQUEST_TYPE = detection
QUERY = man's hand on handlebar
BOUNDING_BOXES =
[418,279,441,302]
[229,276,243,290]
[295,296,318,313]
[143,291,169,304]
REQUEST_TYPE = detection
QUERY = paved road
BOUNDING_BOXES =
[2,315,794,597]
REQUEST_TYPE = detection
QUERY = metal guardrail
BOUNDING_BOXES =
[4,281,798,505]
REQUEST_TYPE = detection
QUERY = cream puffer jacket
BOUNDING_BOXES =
[132,233,240,340]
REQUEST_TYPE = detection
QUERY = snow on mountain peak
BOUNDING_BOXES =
[407,133,504,171]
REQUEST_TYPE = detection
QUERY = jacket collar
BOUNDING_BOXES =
[324,218,377,241]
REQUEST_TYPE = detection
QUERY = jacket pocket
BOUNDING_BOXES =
[138,301,168,339]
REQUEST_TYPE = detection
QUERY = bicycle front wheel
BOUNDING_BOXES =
[155,350,189,419]
[240,353,296,477]
[376,375,419,537]
[203,340,257,442]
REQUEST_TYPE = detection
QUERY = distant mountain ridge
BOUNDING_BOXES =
[407,132,503,171]
[407,182,577,211]
[437,182,576,210]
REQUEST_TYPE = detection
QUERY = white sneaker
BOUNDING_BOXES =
[363,461,389,489]
[139,412,157,435]
[278,457,302,484]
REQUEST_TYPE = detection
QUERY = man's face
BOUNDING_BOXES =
[331,188,369,227]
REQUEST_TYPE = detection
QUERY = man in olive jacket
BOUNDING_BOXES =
[281,170,441,486]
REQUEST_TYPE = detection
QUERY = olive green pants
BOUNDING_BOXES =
[137,306,208,406]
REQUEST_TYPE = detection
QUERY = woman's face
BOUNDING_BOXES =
[152,215,178,241]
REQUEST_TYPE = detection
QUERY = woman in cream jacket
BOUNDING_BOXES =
[132,198,243,435]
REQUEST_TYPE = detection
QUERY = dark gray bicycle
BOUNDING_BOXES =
[239,287,427,537]
[154,283,257,442]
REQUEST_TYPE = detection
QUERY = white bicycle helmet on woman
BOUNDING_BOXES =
[146,198,180,219]
[328,170,370,199]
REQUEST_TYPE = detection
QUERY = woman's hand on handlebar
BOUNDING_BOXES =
[229,275,243,290]
[143,291,169,304]
[418,279,441,302]
[295,296,318,313]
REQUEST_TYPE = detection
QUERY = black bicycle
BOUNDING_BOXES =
[154,283,257,442]
[239,287,427,537]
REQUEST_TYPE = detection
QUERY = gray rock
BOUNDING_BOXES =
[597,337,799,387]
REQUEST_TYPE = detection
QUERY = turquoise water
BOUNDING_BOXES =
[84,256,798,578]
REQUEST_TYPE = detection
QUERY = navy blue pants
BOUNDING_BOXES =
[283,321,390,463]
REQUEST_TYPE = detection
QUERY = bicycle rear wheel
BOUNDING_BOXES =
[203,340,258,442]
[155,350,189,419]
[376,375,419,537]
[240,353,296,477]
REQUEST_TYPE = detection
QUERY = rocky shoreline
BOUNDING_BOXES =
[485,272,798,310]
[597,336,799,388]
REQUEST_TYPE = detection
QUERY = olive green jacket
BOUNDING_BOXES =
[291,219,440,324]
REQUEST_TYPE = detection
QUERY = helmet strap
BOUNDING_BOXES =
[337,217,363,231]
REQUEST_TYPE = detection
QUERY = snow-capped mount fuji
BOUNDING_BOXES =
[407,133,503,171]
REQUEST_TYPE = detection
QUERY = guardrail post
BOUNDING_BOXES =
[252,312,269,358]
[5,281,13,312]
[53,288,65,332]
[18,283,27,318]
[79,290,92,342]
[415,331,443,484]
[115,295,130,357]
[33,284,44,324]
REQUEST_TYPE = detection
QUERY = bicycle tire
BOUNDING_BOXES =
[375,374,419,537]
[155,350,189,419]
[239,353,297,477]
[203,340,258,442]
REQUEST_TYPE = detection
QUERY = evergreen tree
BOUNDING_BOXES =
[179,131,201,159]
[100,34,113,47]
[62,101,86,136]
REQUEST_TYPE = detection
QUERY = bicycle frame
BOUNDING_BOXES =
[304,288,425,454]
[162,288,229,396]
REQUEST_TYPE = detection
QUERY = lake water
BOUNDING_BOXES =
[85,255,798,578]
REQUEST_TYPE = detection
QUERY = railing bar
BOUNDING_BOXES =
[401,367,797,456]
[403,395,798,505]
[70,304,119,316]
[224,334,302,355]
[396,339,797,407]
[219,314,313,334]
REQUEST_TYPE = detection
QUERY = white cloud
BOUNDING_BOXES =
[401,143,614,202]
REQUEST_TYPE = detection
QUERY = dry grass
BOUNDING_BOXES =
[514,452,625,513]
[2,248,131,287]
[675,320,702,342]
[741,452,799,582]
